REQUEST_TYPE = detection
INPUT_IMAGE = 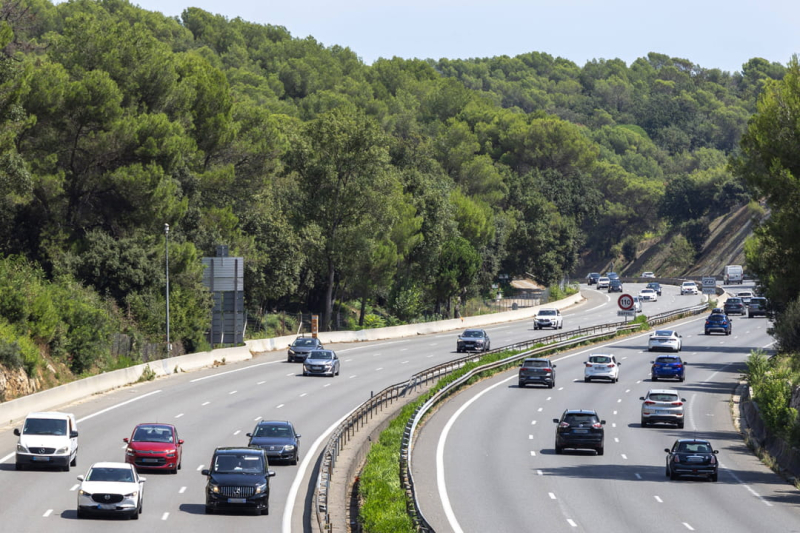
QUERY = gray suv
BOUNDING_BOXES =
[640,389,686,428]
[518,358,556,388]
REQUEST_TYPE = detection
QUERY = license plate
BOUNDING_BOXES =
[687,456,704,463]
[228,498,246,504]
[573,429,588,434]
[142,458,159,463]
[655,410,671,415]
[32,456,50,462]
[97,504,116,510]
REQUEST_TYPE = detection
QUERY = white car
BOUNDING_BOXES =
[632,296,643,313]
[584,353,620,383]
[641,272,655,278]
[77,462,145,519]
[737,290,754,306]
[680,281,699,295]
[14,411,79,471]
[648,330,682,352]
[639,288,658,302]
[596,277,610,289]
[533,308,563,330]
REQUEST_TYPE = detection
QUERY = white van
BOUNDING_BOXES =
[14,412,79,471]
[724,265,743,285]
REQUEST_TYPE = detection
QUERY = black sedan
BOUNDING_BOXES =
[287,336,324,363]
[247,421,301,465]
[665,439,719,481]
[554,409,605,455]
[646,282,662,296]
[456,329,490,353]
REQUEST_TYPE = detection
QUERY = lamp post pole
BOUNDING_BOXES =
[165,223,170,355]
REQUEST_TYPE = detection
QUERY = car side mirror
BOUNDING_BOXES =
[123,437,129,443]
[684,362,689,365]
[713,450,719,454]
[178,439,184,445]
[77,475,85,481]
[639,397,645,401]
[246,433,253,438]
[139,477,147,483]
[664,448,671,453]
[296,434,301,439]
[600,420,606,425]
[650,361,654,364]
[552,364,557,368]
[70,431,79,438]
[267,470,276,477]
[201,469,210,476]
[13,428,20,436]
[618,362,621,365]
[552,419,559,423]
[681,398,687,402]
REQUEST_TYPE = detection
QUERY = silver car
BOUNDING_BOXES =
[303,350,340,377]
[640,389,686,428]
[583,354,620,383]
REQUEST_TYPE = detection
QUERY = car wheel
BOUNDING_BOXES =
[62,463,70,472]
[178,461,182,470]
[597,446,604,456]
[584,377,590,383]
[651,376,657,382]
[518,381,525,388]
[292,452,298,466]
[665,465,670,477]
[262,503,269,515]
[679,376,685,382]
[15,463,23,471]
[677,421,685,429]
[670,470,678,481]
[205,506,214,515]
[555,445,562,455]
[710,473,718,482]
[641,419,648,427]
[130,507,139,520]
[71,455,77,467]
[548,382,554,389]
[171,466,178,474]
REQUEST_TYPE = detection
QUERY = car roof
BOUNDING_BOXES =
[654,354,682,359]
[674,438,711,444]
[538,308,557,312]
[523,357,551,362]
[652,330,675,336]
[681,281,695,285]
[133,423,175,429]
[589,353,613,357]
[255,420,292,427]
[89,461,134,469]
[27,411,73,419]
[213,446,265,455]
[563,409,598,415]
[647,388,680,394]
[463,328,485,333]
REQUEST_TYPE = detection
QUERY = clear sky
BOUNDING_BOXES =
[123,0,799,73]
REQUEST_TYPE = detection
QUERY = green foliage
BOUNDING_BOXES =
[138,364,156,382]
[746,352,799,442]
[770,296,800,354]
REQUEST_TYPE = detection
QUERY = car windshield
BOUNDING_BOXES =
[641,289,653,293]
[589,355,611,363]
[462,330,484,337]
[564,414,599,425]
[87,467,134,483]
[726,298,742,304]
[677,442,711,453]
[132,425,173,443]
[308,351,333,360]
[524,360,549,368]
[539,310,556,316]
[293,338,316,347]
[647,283,659,288]
[738,292,752,297]
[23,418,67,436]
[656,357,680,364]
[253,424,292,438]
[649,393,679,402]
[654,330,673,337]
[750,298,767,305]
[213,454,265,474]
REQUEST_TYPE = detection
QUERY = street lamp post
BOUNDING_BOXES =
[165,223,170,355]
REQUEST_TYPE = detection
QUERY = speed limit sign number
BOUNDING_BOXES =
[618,294,634,311]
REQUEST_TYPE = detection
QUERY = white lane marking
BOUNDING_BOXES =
[286,373,295,376]
[276,404,284,409]
[282,405,361,533]
[337,340,408,353]
[75,390,162,424]
[617,399,622,403]
[300,393,307,397]
[621,454,628,460]
[191,360,282,382]
[558,387,564,390]
[202,401,210,406]
[567,519,578,527]
[549,492,556,499]
[70,484,79,491]
[531,420,537,425]
[530,451,536,456]
[538,407,543,412]
[614,438,619,443]
[161,512,169,521]
[636,380,641,384]
[257,381,266,385]
[175,413,184,418]
[436,374,516,533]
[625,389,630,393]
[196,465,204,471]
[233,430,241,436]
[43,509,52,518]
[613,411,618,415]
[683,524,695,531]
[376,367,384,371]
[400,348,408,352]
[487,325,510,331]
[324,383,331,387]
[229,390,237,395]
[546,397,552,401]
[721,463,773,506]
[612,423,617,428]
[427,354,435,357]
[254,416,262,421]
[537,470,543,476]
[401,361,409,364]
[635,473,642,479]
[655,496,663,503]
[179,487,186,494]
[349,375,357,379]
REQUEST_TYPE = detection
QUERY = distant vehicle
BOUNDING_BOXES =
[586,272,601,285]
[639,288,658,302]
[723,297,746,315]
[247,421,301,465]
[533,308,563,330]
[596,277,610,289]
[554,409,605,455]
[705,313,731,335]
[518,358,557,388]
[641,272,656,278]
[723,264,744,285]
[665,439,719,481]
[124,423,183,474]
[737,290,754,306]
[287,336,324,363]
[77,462,145,519]
[456,329,491,352]
[747,297,769,318]
[605,272,620,281]
[651,355,686,382]
[583,354,620,383]
[646,282,662,296]
[648,330,682,352]
[303,350,340,377]
[201,447,275,515]
[680,281,698,295]
[632,296,643,313]
[640,389,686,428]
[608,279,623,293]
[14,412,79,471]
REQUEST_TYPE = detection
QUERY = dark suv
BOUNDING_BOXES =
[247,421,301,465]
[608,279,623,293]
[553,409,605,455]
[747,297,768,318]
[723,297,746,316]
[518,358,556,388]
[646,282,662,296]
[287,336,324,363]
[201,447,276,515]
[587,272,600,286]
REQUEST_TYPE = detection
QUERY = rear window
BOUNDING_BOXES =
[589,355,611,363]
[564,414,598,425]
[726,298,742,304]
[654,330,673,337]
[524,360,549,368]
[649,393,678,402]
[656,357,680,364]
[750,298,767,304]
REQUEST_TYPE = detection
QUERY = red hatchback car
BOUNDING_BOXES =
[124,423,183,474]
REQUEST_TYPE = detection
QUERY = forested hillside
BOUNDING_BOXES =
[0,0,784,387]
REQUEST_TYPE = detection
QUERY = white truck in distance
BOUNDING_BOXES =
[534,308,563,330]
[724,265,744,285]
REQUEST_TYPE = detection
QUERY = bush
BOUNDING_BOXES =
[772,297,800,354]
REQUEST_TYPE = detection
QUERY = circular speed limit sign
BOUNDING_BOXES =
[618,294,634,310]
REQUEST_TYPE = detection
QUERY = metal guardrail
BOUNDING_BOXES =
[313,300,710,532]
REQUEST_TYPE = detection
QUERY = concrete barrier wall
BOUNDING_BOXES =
[0,292,585,426]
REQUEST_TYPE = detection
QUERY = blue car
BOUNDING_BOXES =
[705,313,731,335]
[651,355,685,382]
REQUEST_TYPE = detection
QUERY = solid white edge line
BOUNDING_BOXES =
[282,405,360,533]
[190,359,283,382]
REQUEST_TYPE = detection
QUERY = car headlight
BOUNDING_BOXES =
[55,446,69,454]
[255,482,267,494]
[79,489,92,496]
[283,445,295,452]
[166,450,177,457]
[126,448,135,456]
[124,491,139,498]
[288,349,295,355]
[16,444,29,453]
[209,483,220,494]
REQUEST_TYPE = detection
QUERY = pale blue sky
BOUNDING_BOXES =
[122,0,799,73]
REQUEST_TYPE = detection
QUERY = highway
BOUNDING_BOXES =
[411,283,800,533]
[0,283,708,531]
